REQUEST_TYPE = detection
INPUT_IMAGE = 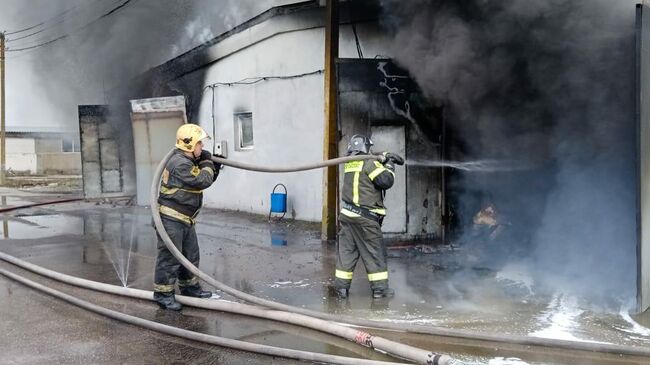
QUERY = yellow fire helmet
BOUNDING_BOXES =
[175,124,211,152]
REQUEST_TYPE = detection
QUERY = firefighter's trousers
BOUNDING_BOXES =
[153,216,200,293]
[334,215,388,291]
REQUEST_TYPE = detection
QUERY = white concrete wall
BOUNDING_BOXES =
[5,137,36,154]
[183,12,395,222]
[4,138,81,175]
[195,27,326,221]
[37,153,82,174]
[5,138,37,174]
[7,154,37,174]
[35,139,63,153]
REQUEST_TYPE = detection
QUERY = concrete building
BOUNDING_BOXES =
[80,1,445,241]
[3,126,81,175]
[132,0,445,241]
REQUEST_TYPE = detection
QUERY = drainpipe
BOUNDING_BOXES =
[0,32,5,186]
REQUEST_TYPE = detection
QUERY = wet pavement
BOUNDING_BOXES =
[0,191,650,364]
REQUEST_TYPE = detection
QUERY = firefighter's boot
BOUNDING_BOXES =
[328,285,349,299]
[180,284,212,298]
[154,292,182,311]
[372,287,395,299]
[336,288,349,299]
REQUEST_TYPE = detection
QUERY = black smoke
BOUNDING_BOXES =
[378,0,638,302]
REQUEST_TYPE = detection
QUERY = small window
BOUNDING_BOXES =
[234,112,254,150]
[62,137,74,152]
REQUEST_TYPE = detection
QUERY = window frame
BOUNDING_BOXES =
[234,112,254,151]
[62,137,74,153]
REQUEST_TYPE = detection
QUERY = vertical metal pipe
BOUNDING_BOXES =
[0,33,6,186]
[322,0,340,241]
[1,196,7,239]
[635,4,645,312]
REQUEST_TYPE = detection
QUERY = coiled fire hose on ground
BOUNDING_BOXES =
[153,150,459,365]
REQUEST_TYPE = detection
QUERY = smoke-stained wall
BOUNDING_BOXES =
[337,59,444,239]
[378,0,638,302]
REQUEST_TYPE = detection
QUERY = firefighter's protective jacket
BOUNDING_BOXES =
[340,158,395,218]
[158,149,216,225]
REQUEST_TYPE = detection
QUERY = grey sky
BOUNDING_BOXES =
[0,0,297,130]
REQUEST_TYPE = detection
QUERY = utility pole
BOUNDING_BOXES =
[0,32,5,186]
[321,0,339,241]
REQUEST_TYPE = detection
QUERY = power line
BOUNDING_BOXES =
[6,0,113,44]
[6,0,136,53]
[349,0,364,59]
[205,69,324,155]
[204,70,324,89]
[6,28,46,43]
[7,34,69,53]
[7,0,127,49]
[352,23,364,59]
[5,22,45,36]
[4,3,81,35]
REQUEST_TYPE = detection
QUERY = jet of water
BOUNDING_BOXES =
[405,159,532,172]
[123,215,137,287]
[100,236,127,287]
[99,214,139,288]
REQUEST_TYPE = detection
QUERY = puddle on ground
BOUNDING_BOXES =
[269,223,288,246]
[0,203,649,364]
[0,214,84,239]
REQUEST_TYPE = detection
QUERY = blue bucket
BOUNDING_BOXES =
[270,184,287,214]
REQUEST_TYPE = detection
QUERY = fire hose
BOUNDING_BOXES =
[0,263,407,365]
[209,154,384,173]
[152,150,459,364]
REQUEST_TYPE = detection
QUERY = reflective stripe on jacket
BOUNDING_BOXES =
[340,157,394,218]
[158,149,216,225]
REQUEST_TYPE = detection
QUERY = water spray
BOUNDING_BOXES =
[405,159,531,172]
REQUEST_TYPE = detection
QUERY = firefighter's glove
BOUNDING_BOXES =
[382,152,405,166]
[212,153,225,171]
[198,159,218,179]
[199,150,212,161]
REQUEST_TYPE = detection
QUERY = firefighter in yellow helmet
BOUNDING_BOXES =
[153,123,220,310]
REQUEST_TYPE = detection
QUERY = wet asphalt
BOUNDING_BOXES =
[0,192,650,365]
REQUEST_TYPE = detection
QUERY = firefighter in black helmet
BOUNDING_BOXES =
[153,124,220,310]
[332,134,404,299]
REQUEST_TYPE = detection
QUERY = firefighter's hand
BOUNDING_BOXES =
[199,150,213,161]
[383,152,405,166]
[210,152,226,170]
[198,159,217,177]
